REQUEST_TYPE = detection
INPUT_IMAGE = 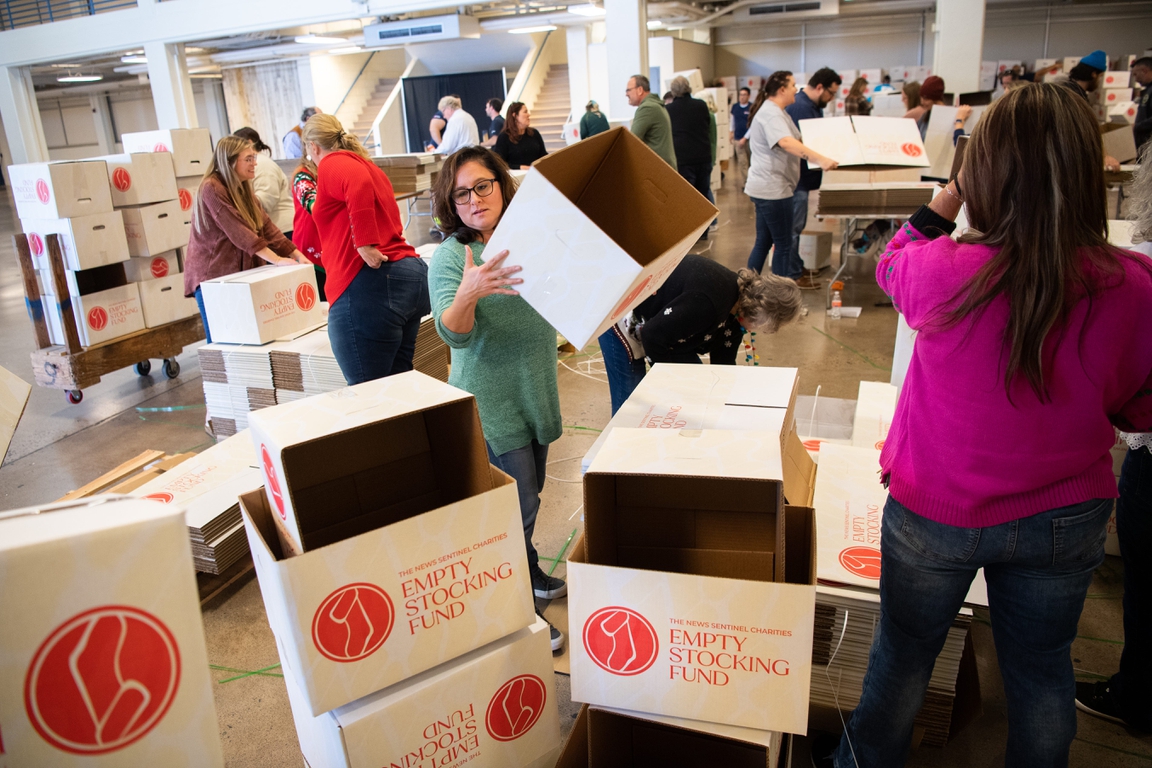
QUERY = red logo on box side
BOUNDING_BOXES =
[311,584,395,662]
[150,258,170,278]
[611,276,654,320]
[87,307,109,332]
[874,439,885,450]
[112,168,132,192]
[144,492,174,503]
[582,606,659,675]
[153,143,169,153]
[839,546,882,579]
[178,188,193,211]
[295,283,317,312]
[900,143,923,158]
[29,233,44,256]
[486,674,547,741]
[261,444,285,520]
[36,179,50,204]
[24,606,181,755]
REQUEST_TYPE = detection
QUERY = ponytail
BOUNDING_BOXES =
[301,114,371,160]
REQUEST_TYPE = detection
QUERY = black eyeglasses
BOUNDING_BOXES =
[452,178,498,205]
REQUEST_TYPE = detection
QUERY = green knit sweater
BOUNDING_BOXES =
[429,236,562,456]
[630,93,677,168]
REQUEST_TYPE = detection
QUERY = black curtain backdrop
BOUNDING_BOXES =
[403,71,506,152]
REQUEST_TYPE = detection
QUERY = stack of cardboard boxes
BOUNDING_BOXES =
[372,153,445,194]
[237,371,561,767]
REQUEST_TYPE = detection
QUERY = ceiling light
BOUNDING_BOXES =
[295,35,349,45]
[121,55,148,63]
[647,19,663,28]
[328,46,364,55]
[567,4,606,16]
[57,73,104,82]
[508,25,558,34]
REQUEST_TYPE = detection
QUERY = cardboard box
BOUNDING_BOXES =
[22,209,130,271]
[1103,71,1131,88]
[282,619,560,768]
[38,260,127,298]
[851,380,898,450]
[1063,56,1081,72]
[174,175,200,213]
[121,128,213,178]
[569,428,818,735]
[719,76,738,92]
[120,199,192,257]
[668,68,704,94]
[198,264,323,345]
[0,497,224,767]
[1034,58,1058,72]
[122,250,181,282]
[738,76,761,93]
[42,280,145,347]
[997,60,1021,74]
[8,160,113,221]
[799,231,832,271]
[1105,88,1134,105]
[1110,101,1139,124]
[138,273,199,328]
[860,68,883,84]
[97,152,178,207]
[799,116,930,169]
[483,127,717,350]
[1102,123,1139,163]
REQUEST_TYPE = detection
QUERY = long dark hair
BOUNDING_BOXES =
[502,101,530,144]
[431,146,517,246]
[944,83,1141,401]
[233,127,271,155]
[749,71,793,122]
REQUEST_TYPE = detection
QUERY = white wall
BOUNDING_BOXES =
[982,6,1152,65]
[221,61,302,159]
[403,35,533,77]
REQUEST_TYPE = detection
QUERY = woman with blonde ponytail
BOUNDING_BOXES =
[183,135,305,342]
[302,114,430,384]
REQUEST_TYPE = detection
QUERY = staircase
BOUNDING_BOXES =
[352,77,400,153]
[530,64,570,153]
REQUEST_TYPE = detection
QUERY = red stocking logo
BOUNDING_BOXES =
[87,307,109,332]
[24,606,181,755]
[582,606,659,675]
[611,276,654,320]
[36,179,50,204]
[111,168,132,192]
[295,283,317,312]
[900,143,923,157]
[178,188,193,211]
[311,584,394,662]
[150,258,170,278]
[143,492,174,504]
[29,233,44,256]
[261,444,285,520]
[485,674,547,741]
[152,142,169,153]
[839,546,883,580]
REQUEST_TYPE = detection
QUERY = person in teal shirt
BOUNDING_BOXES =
[580,100,610,139]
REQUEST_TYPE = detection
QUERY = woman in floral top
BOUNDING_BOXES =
[292,160,327,300]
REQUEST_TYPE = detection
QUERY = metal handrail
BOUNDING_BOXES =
[332,51,377,118]
[0,0,136,31]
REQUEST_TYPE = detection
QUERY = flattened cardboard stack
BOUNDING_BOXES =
[413,315,450,382]
[372,153,445,194]
[198,342,277,436]
[817,183,939,217]
[268,327,347,396]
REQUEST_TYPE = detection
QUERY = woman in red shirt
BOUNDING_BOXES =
[302,115,430,384]
[291,158,327,301]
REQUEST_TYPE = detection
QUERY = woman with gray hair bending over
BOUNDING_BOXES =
[600,254,802,412]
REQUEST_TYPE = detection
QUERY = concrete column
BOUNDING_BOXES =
[933,0,985,97]
[144,41,199,129]
[0,66,49,164]
[604,0,647,121]
[566,25,591,118]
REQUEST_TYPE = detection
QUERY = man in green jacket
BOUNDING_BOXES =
[626,75,677,167]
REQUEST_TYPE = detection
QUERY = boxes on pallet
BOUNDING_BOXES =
[569,427,818,735]
[799,116,929,168]
[97,152,178,207]
[0,497,224,767]
[1105,88,1134,106]
[120,199,192,257]
[22,209,130,271]
[122,250,180,282]
[282,618,560,768]
[198,264,322,344]
[138,273,199,328]
[799,231,832,272]
[121,128,213,178]
[239,371,535,715]
[1104,70,1132,88]
[8,159,113,221]
[174,175,200,213]
[41,264,145,347]
[484,127,717,350]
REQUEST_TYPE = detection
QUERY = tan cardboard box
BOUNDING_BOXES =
[198,265,322,345]
[1104,88,1135,105]
[8,160,113,221]
[851,380,899,450]
[799,116,930,169]
[1103,71,1132,88]
[122,251,180,282]
[120,199,192,257]
[137,273,199,328]
[121,128,213,178]
[1102,123,1139,163]
[22,210,130,271]
[42,281,145,347]
[174,175,200,214]
[282,619,560,768]
[1110,101,1139,124]
[569,428,817,735]
[0,497,224,766]
[483,127,717,350]
[97,152,178,207]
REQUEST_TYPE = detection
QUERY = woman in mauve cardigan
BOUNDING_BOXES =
[301,114,429,385]
[819,84,1152,768]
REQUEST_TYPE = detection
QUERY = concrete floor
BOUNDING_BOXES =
[0,177,1148,766]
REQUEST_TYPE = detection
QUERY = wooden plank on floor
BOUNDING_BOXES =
[57,449,166,501]
[198,553,255,607]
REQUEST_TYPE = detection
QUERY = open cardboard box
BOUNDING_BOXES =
[484,127,717,350]
[799,116,930,170]
[569,428,817,735]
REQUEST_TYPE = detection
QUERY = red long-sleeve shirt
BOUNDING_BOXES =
[312,151,416,304]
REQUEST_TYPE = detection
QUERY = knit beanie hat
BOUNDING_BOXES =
[920,76,945,102]
[1081,50,1108,73]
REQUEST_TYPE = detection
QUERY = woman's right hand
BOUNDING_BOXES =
[458,246,522,301]
[816,154,839,171]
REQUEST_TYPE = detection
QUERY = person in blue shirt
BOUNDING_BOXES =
[784,67,841,286]
[730,87,753,179]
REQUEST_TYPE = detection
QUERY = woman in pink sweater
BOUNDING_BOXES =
[819,84,1152,768]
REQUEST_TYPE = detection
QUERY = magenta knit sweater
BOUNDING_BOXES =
[877,218,1152,528]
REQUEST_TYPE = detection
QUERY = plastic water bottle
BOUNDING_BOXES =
[830,282,843,320]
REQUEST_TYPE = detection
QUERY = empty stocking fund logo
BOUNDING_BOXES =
[152,142,169,153]
[582,606,659,675]
[260,444,285,520]
[24,606,181,755]
[143,492,174,504]
[312,583,395,662]
[28,233,44,256]
[486,674,547,741]
[112,168,132,192]
[839,546,883,580]
[178,188,193,211]
[36,179,50,204]
[150,257,169,278]
[87,307,109,332]
[901,143,923,158]
[295,283,317,312]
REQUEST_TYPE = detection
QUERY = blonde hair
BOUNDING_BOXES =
[301,114,370,160]
[194,135,263,234]
[736,269,802,332]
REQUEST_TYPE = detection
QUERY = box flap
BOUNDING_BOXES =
[587,428,784,481]
[800,116,930,168]
[725,366,798,410]
[783,426,816,507]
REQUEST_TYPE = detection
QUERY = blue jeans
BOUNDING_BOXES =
[678,161,715,238]
[194,286,212,343]
[790,188,810,269]
[487,440,548,572]
[747,196,800,278]
[598,327,647,415]
[836,494,1111,768]
[1113,446,1152,729]
[327,258,431,385]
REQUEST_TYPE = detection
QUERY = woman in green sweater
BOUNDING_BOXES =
[428,146,565,651]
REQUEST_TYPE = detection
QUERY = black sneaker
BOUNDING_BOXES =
[809,732,839,768]
[537,608,565,652]
[531,564,567,599]
[1076,679,1127,725]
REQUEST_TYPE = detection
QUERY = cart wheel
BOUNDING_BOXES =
[134,360,152,376]
[163,359,180,379]
[66,390,83,405]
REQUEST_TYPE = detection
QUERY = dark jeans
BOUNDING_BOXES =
[748,196,799,278]
[836,494,1111,768]
[194,286,212,344]
[487,439,548,572]
[327,257,431,385]
[791,188,810,270]
[679,161,715,238]
[598,327,647,415]
[1113,447,1152,729]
